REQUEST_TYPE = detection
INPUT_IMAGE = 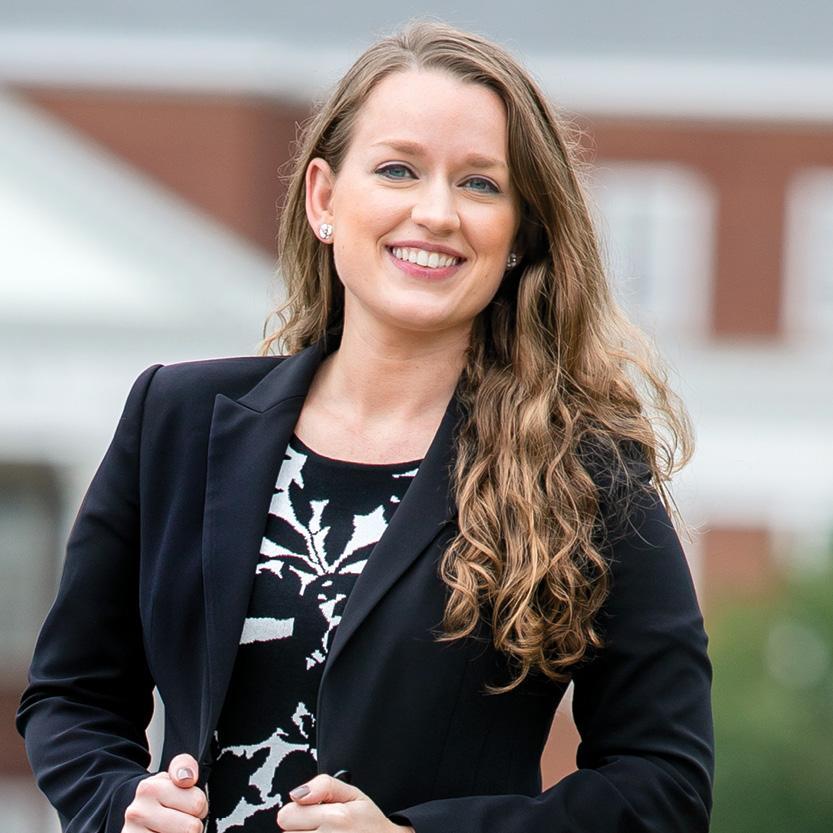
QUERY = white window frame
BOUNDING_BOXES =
[585,161,716,343]
[782,168,833,345]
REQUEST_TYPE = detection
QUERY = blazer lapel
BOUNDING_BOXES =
[198,337,463,758]
[321,391,462,674]
[199,341,326,757]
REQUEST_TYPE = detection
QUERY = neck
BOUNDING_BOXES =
[295,314,471,462]
[318,321,468,423]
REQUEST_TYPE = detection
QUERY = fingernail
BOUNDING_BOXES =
[176,767,195,781]
[289,784,310,800]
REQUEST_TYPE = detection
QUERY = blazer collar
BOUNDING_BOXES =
[237,338,328,413]
[199,339,462,758]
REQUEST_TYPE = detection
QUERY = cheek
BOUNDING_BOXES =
[467,205,518,253]
[365,194,410,235]
[333,179,405,232]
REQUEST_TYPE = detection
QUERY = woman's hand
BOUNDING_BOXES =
[276,774,415,832]
[122,753,208,833]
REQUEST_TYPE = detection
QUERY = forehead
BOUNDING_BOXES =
[347,69,509,162]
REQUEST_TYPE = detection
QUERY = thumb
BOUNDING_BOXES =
[168,753,200,788]
[289,773,364,804]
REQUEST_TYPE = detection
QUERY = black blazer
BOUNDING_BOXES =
[17,341,714,833]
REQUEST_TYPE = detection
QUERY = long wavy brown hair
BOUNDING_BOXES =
[260,20,695,693]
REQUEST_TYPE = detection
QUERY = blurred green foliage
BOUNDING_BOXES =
[709,542,833,832]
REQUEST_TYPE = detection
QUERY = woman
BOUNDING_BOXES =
[17,20,714,833]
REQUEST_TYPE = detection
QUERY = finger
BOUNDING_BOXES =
[133,775,209,820]
[139,803,206,833]
[168,752,200,788]
[288,773,364,805]
[277,799,340,831]
[159,784,209,819]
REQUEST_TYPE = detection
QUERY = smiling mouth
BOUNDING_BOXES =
[387,246,464,269]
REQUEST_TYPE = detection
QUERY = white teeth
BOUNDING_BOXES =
[390,246,461,269]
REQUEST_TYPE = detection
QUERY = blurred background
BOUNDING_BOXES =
[1,2,832,831]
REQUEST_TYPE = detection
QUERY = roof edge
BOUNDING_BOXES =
[2,29,833,123]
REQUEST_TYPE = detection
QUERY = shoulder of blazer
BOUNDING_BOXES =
[146,355,287,405]
[136,355,288,438]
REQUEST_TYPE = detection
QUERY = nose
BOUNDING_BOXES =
[410,179,461,235]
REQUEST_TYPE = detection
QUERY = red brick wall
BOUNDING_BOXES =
[20,87,310,255]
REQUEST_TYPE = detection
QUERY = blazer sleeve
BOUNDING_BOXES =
[16,365,163,833]
[388,476,714,833]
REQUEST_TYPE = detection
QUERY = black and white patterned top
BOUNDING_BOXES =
[205,433,422,832]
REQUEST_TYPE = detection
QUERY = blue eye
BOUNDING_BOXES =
[377,164,413,180]
[465,177,499,193]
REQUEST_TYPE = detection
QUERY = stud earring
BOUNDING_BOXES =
[506,252,519,269]
[318,223,333,241]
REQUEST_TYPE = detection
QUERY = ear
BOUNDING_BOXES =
[305,157,336,242]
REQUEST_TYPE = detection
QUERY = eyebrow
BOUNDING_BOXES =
[370,139,508,171]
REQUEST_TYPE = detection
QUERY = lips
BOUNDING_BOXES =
[385,246,464,279]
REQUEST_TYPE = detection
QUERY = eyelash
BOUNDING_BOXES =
[375,163,500,194]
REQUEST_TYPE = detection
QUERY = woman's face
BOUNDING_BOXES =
[306,69,521,344]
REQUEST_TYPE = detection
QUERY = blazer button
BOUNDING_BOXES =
[333,769,352,784]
